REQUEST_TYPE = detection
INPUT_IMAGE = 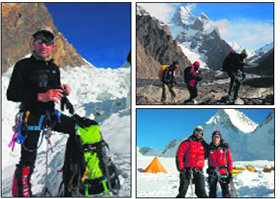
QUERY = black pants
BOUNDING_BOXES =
[176,168,207,198]
[227,71,242,101]
[208,174,230,197]
[19,111,75,167]
[187,85,198,101]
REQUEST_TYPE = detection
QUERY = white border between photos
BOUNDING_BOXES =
[133,0,278,198]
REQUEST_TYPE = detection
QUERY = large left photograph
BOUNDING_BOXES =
[2,2,131,197]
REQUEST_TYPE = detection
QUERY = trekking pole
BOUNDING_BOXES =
[41,126,53,197]
[190,169,194,197]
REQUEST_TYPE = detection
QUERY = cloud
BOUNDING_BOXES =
[215,19,273,50]
[138,3,180,23]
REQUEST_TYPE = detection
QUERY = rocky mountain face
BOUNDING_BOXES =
[170,6,233,69]
[245,49,274,75]
[1,3,88,73]
[137,5,191,79]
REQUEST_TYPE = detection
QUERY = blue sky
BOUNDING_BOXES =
[137,109,273,149]
[139,2,273,51]
[45,3,131,68]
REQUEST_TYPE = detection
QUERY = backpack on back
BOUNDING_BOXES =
[158,65,170,81]
[59,114,120,197]
[222,51,236,72]
[184,66,193,84]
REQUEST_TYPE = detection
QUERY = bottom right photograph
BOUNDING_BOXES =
[136,108,274,198]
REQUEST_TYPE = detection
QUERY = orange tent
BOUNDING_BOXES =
[143,157,167,173]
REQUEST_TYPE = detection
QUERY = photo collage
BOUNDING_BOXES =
[1,1,275,198]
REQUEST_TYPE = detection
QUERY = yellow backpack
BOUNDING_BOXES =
[158,65,170,81]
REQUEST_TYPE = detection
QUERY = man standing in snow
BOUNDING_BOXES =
[207,130,233,197]
[183,61,202,104]
[176,125,208,198]
[222,49,248,104]
[7,27,75,197]
[160,61,179,104]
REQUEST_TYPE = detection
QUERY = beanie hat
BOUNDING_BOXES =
[172,61,179,66]
[193,61,200,67]
[212,130,222,139]
[241,49,248,57]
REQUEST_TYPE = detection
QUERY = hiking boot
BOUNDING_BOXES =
[171,97,177,104]
[234,98,244,105]
[12,165,34,197]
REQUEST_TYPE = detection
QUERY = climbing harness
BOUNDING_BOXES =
[9,110,61,152]
[209,166,228,184]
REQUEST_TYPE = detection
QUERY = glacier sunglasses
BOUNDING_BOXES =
[194,129,203,135]
[213,135,221,139]
[34,38,54,46]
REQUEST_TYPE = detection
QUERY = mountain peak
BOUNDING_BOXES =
[199,12,209,20]
[136,5,150,16]
[171,5,196,26]
[207,109,258,133]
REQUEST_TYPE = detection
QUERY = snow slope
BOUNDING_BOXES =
[137,156,274,197]
[2,60,131,197]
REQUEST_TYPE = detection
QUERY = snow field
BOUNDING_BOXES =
[2,62,131,197]
[137,156,274,197]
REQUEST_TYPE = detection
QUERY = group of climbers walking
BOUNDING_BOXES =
[159,49,248,104]
[176,126,233,198]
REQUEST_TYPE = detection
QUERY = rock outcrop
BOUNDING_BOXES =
[136,5,191,79]
[2,3,88,73]
[245,49,274,76]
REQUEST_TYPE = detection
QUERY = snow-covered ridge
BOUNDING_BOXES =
[139,109,273,161]
[254,42,273,55]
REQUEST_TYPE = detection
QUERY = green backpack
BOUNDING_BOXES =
[59,115,120,197]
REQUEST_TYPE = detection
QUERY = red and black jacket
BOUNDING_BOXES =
[176,135,209,171]
[208,142,233,175]
[184,65,201,87]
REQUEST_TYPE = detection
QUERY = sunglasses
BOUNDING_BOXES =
[213,135,221,139]
[194,129,203,135]
[34,38,54,46]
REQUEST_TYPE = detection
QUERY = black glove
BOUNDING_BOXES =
[242,73,246,80]
[60,96,74,114]
[227,172,233,183]
[72,114,98,128]
[196,76,202,81]
[180,168,186,174]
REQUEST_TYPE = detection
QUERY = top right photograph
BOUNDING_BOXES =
[136,2,274,105]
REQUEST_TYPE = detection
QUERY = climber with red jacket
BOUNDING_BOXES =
[175,125,208,198]
[184,61,202,104]
[207,130,233,197]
